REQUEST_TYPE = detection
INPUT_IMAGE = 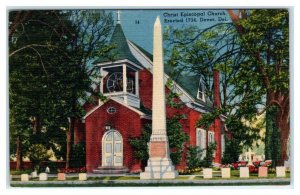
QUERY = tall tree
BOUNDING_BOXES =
[9,10,114,169]
[63,10,113,168]
[164,23,261,157]
[9,10,74,169]
[228,9,289,165]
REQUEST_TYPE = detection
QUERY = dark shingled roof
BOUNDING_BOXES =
[94,23,142,66]
[130,41,212,107]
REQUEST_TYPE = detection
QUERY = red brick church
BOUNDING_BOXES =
[74,15,229,173]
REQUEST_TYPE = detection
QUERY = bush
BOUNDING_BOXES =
[26,144,50,172]
[70,142,86,168]
[187,143,216,170]
[47,161,58,174]
[222,139,242,164]
[58,167,86,173]
[203,143,216,168]
[129,115,189,166]
[187,146,205,170]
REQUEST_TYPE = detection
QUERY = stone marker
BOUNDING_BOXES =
[276,166,286,177]
[39,173,48,181]
[284,160,290,171]
[221,168,231,178]
[239,167,249,178]
[203,168,213,179]
[79,173,87,181]
[21,174,29,181]
[57,173,66,181]
[258,167,268,177]
[31,171,37,177]
[45,166,50,173]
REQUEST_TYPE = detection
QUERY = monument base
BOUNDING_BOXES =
[140,157,178,179]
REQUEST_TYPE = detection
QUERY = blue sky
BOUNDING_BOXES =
[110,9,230,53]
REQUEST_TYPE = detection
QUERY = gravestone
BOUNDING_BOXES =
[39,173,48,181]
[79,173,87,181]
[21,174,29,181]
[258,167,268,177]
[276,166,286,177]
[203,168,213,179]
[239,167,249,178]
[31,171,37,178]
[221,168,231,178]
[45,166,50,173]
[57,173,66,181]
[284,160,290,171]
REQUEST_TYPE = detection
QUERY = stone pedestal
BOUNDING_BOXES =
[239,167,249,178]
[39,173,48,181]
[140,137,178,179]
[140,157,178,179]
[58,173,66,181]
[203,168,213,179]
[79,173,87,181]
[221,168,231,178]
[276,166,286,177]
[258,167,268,177]
[21,174,29,181]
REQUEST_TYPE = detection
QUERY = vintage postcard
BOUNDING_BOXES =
[8,9,290,187]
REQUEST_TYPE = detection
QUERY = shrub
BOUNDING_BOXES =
[187,143,216,170]
[222,139,242,164]
[187,146,204,170]
[203,143,216,168]
[70,142,86,168]
[129,115,189,166]
[26,144,50,172]
[58,167,86,173]
[47,161,58,174]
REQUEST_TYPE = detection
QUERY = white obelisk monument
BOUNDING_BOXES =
[140,16,178,179]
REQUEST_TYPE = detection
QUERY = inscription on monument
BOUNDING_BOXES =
[150,142,167,157]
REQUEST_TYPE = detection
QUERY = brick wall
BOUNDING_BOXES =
[85,99,144,172]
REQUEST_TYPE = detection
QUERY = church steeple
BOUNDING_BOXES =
[95,10,143,109]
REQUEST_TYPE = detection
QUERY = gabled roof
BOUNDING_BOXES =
[130,41,212,108]
[94,24,142,66]
[83,98,151,120]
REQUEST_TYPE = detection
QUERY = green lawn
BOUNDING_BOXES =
[193,171,290,180]
[11,181,291,187]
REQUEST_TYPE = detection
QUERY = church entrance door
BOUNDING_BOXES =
[102,130,123,167]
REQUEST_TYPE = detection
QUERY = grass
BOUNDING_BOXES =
[11,181,291,187]
[193,171,290,180]
[10,170,33,175]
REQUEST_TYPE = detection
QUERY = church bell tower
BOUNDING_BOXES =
[95,10,143,108]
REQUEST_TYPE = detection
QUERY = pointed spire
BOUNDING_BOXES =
[117,10,121,24]
[154,16,161,27]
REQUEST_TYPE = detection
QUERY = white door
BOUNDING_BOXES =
[102,130,123,167]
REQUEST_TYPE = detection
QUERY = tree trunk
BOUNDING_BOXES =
[277,99,290,165]
[33,116,41,135]
[16,136,23,170]
[66,117,75,168]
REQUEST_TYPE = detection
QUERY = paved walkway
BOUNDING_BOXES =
[10,178,291,186]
